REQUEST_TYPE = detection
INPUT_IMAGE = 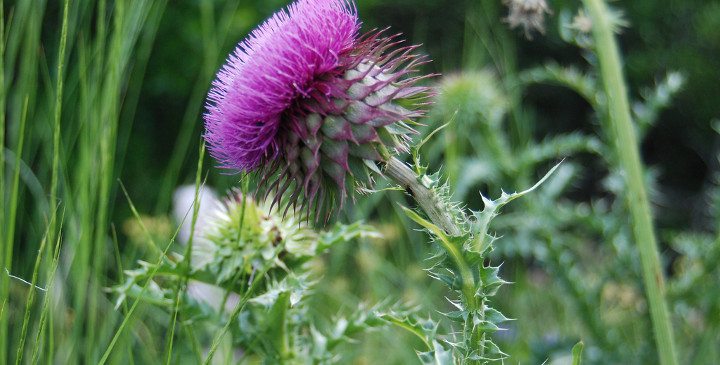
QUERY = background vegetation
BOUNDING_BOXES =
[1,0,718,363]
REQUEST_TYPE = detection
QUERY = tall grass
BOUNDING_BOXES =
[1,1,168,363]
[0,1,265,362]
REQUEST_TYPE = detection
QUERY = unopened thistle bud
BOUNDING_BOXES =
[503,0,552,39]
[204,0,432,221]
[433,70,508,128]
[197,191,320,284]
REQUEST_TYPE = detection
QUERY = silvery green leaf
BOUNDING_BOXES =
[316,221,381,253]
[417,341,455,365]
[249,275,311,309]
[469,163,561,253]
[472,319,501,333]
[443,310,468,323]
[483,307,512,324]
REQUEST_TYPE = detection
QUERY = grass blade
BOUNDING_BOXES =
[14,210,58,365]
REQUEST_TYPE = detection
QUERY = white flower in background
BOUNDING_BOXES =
[172,185,221,244]
[173,185,239,313]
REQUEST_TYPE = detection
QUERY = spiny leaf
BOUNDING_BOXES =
[417,341,455,365]
[479,264,509,292]
[633,71,685,135]
[249,275,312,308]
[483,307,512,324]
[472,319,501,333]
[377,311,439,352]
[520,63,598,106]
[416,112,456,154]
[469,162,562,253]
[317,221,382,251]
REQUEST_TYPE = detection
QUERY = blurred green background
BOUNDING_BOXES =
[2,0,719,363]
[125,0,719,225]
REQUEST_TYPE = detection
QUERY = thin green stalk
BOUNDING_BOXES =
[0,301,4,348]
[202,266,270,365]
[0,0,6,268]
[5,96,28,285]
[581,0,678,363]
[88,2,126,359]
[30,210,65,364]
[43,5,68,356]
[15,211,57,365]
[0,1,8,360]
[7,97,29,356]
[70,15,98,362]
[164,142,206,364]
[164,291,182,365]
[48,0,70,252]
[68,1,115,363]
[110,225,136,365]
[98,200,182,365]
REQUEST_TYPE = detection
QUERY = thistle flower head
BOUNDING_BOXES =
[204,0,431,220]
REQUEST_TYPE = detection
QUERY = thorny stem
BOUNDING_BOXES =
[582,0,678,363]
[384,157,486,362]
[384,157,462,236]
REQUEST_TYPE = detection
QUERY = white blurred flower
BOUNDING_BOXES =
[187,280,240,314]
[172,184,221,244]
[173,185,239,313]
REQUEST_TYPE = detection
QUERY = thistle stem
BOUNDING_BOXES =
[582,0,678,363]
[384,157,462,236]
[384,157,485,363]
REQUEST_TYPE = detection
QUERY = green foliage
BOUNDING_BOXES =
[114,193,383,363]
[397,155,559,363]
[418,1,716,362]
[2,0,717,364]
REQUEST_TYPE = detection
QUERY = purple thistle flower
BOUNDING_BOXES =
[204,0,431,220]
